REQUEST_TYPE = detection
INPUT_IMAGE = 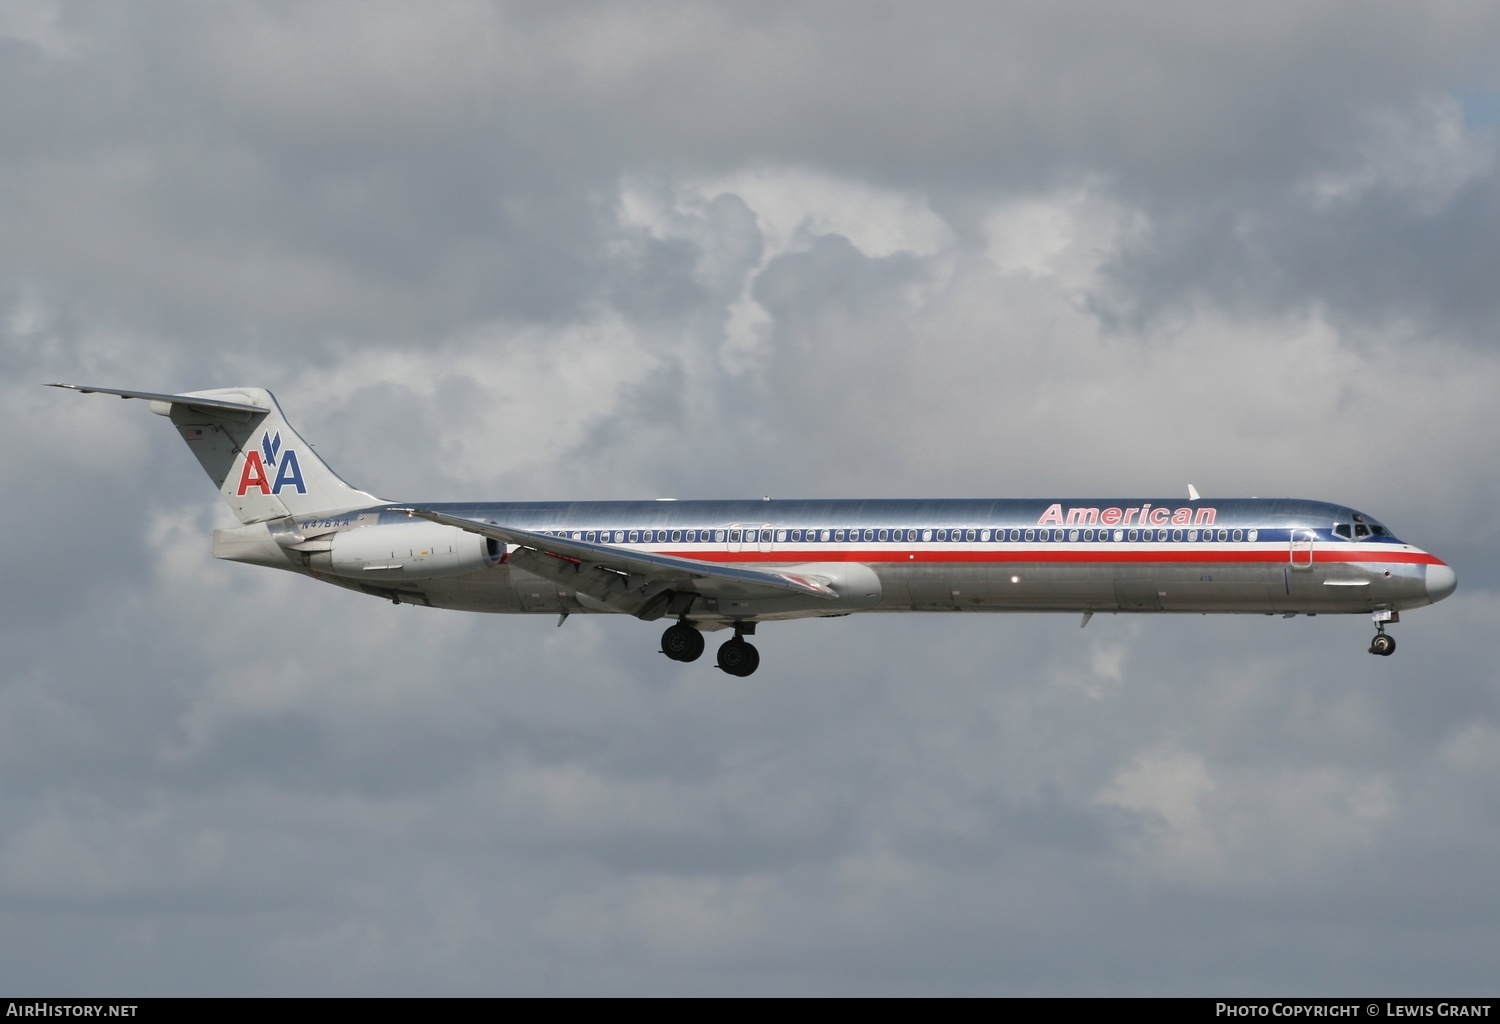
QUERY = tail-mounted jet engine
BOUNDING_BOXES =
[311,522,504,581]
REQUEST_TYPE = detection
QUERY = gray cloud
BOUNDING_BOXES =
[2,0,1498,995]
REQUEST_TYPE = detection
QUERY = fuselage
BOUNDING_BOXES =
[242,496,1455,624]
[60,384,1458,672]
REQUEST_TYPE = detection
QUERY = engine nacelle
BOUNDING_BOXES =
[316,522,502,581]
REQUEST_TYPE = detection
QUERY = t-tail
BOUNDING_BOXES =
[50,385,380,522]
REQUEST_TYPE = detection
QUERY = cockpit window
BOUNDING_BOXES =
[1335,513,1395,541]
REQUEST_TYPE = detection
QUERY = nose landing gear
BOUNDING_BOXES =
[1369,609,1397,656]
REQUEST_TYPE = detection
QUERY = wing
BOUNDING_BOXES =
[392,507,838,620]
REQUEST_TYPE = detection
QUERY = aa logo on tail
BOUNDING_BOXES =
[236,431,306,495]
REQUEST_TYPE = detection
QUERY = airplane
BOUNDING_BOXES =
[52,384,1457,675]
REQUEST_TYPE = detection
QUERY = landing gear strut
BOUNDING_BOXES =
[716,624,760,677]
[1369,609,1397,657]
[660,622,705,663]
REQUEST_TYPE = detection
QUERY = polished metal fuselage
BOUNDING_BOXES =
[267,497,1448,627]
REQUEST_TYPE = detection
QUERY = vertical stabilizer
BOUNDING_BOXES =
[52,384,382,522]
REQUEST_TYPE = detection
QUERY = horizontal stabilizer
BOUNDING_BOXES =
[48,383,264,416]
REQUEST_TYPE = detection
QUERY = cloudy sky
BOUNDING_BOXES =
[3,0,1499,995]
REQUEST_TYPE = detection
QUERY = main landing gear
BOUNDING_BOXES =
[716,631,760,677]
[660,622,705,663]
[1369,609,1397,657]
[660,621,760,676]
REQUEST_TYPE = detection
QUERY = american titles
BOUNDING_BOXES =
[1037,504,1217,527]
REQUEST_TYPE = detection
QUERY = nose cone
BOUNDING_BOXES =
[1426,562,1458,603]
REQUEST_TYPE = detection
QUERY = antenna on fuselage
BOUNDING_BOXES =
[1188,484,1201,501]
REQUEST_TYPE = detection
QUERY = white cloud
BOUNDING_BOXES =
[5,1,1500,996]
[1299,94,1496,214]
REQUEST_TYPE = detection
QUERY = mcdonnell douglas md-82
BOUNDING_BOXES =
[54,384,1457,675]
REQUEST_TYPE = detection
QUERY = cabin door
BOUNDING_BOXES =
[1289,529,1316,571]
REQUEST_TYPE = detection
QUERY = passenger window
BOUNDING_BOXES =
[1247,529,1258,542]
[727,529,739,543]
[821,529,832,542]
[1069,529,1080,542]
[1172,529,1183,541]
[1083,529,1094,541]
[1128,529,1138,541]
[1232,529,1243,541]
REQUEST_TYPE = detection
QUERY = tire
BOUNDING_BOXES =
[661,623,703,662]
[717,638,760,676]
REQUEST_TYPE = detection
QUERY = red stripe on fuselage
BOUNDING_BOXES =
[646,547,1445,567]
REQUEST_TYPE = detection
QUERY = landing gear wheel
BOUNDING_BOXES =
[1369,633,1396,657]
[660,623,705,662]
[716,638,761,677]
